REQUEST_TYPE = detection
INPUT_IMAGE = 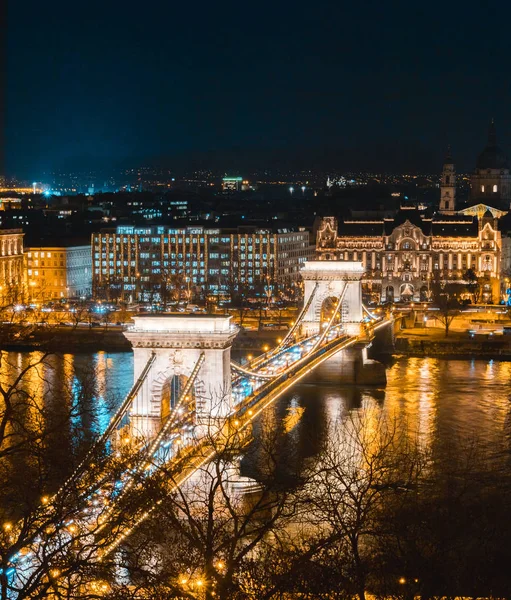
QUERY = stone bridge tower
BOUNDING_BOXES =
[124,314,238,437]
[300,260,365,336]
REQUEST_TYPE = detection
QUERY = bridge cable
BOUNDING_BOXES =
[56,351,157,498]
[230,361,276,380]
[102,312,361,557]
[310,283,348,353]
[234,282,321,377]
[231,284,347,384]
[265,281,320,355]
[96,352,205,532]
[362,303,378,320]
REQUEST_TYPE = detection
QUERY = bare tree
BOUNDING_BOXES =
[0,352,131,599]
[430,274,462,337]
[103,414,299,600]
[295,412,427,600]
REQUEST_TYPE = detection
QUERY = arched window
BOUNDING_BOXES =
[493,184,498,193]
[445,175,450,184]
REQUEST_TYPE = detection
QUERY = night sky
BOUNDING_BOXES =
[5,0,511,178]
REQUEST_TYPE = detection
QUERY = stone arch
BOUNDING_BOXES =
[160,374,189,422]
[300,261,365,336]
[150,364,197,419]
[320,295,341,327]
[398,237,417,251]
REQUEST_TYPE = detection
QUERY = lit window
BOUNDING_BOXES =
[493,184,498,193]
[481,185,485,192]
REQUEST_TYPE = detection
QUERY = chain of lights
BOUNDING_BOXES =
[102,315,389,558]
[310,283,348,352]
[230,362,276,380]
[268,281,320,352]
[96,353,205,529]
[56,352,157,498]
[245,282,320,373]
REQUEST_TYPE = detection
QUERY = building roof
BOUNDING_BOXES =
[335,206,481,240]
[431,220,479,237]
[458,203,508,219]
[338,221,384,236]
[383,208,432,235]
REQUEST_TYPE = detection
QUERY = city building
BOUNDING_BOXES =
[316,208,501,304]
[66,246,93,298]
[0,229,25,302]
[222,177,243,192]
[92,225,314,303]
[25,245,92,301]
[316,126,511,304]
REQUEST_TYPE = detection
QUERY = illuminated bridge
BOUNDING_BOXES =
[7,261,390,594]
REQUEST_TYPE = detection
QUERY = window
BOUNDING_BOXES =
[493,184,498,193]
[481,185,485,192]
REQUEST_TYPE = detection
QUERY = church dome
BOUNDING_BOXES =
[476,120,509,170]
[476,146,509,169]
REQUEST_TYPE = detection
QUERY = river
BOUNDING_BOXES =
[2,350,511,487]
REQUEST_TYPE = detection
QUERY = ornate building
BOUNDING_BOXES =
[316,208,501,304]
[0,229,25,303]
[316,123,511,304]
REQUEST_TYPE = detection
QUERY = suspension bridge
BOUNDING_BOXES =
[6,261,390,594]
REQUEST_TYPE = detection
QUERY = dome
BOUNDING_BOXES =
[476,145,509,169]
[476,119,509,170]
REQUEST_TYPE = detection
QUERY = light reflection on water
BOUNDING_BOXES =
[244,357,511,480]
[3,351,511,481]
[0,350,133,438]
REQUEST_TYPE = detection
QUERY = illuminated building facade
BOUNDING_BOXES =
[316,208,501,303]
[222,177,243,192]
[221,177,251,192]
[25,245,92,301]
[92,225,313,302]
[0,229,24,302]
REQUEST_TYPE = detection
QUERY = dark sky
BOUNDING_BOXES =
[5,0,511,178]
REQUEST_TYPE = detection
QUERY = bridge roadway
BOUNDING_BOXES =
[7,317,389,593]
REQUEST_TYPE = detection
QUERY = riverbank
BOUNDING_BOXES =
[5,322,511,360]
[392,328,511,359]
[0,324,283,354]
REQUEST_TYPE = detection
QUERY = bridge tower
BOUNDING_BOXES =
[124,314,238,437]
[301,261,365,336]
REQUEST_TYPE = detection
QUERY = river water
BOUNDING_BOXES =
[3,351,511,482]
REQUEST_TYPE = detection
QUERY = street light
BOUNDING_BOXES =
[289,186,294,195]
